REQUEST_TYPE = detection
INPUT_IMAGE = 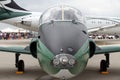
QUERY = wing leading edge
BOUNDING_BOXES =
[0,46,31,54]
[0,43,120,56]
[95,45,120,54]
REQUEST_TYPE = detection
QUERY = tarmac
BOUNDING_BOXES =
[0,39,120,80]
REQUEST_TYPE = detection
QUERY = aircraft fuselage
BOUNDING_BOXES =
[36,21,89,79]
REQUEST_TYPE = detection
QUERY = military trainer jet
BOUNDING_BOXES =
[0,0,120,80]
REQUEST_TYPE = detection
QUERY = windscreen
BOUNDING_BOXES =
[40,5,84,24]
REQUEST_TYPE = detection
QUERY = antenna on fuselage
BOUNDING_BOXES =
[61,5,64,21]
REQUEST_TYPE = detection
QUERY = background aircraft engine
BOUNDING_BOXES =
[21,16,40,31]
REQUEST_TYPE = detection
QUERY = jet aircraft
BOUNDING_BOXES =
[0,0,120,80]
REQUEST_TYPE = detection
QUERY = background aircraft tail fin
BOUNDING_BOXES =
[5,0,27,11]
[0,0,31,20]
[0,0,27,11]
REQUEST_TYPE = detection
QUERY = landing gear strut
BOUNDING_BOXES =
[100,53,110,73]
[15,53,25,73]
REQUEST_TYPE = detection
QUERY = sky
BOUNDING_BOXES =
[1,0,120,29]
[15,0,120,17]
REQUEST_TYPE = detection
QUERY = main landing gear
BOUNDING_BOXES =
[15,53,25,74]
[100,54,110,74]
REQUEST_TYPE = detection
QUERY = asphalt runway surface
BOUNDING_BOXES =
[0,39,120,80]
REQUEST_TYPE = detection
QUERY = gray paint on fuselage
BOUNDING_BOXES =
[39,21,88,55]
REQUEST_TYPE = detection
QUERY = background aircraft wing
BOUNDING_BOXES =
[95,45,120,54]
[88,23,120,33]
[0,46,31,54]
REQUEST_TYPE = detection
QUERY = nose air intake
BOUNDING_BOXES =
[52,54,76,68]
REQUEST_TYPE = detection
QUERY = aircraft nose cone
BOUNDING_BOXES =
[52,54,76,68]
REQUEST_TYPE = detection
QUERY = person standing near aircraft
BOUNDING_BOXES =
[0,32,2,39]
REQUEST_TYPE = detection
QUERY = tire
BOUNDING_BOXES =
[18,60,24,72]
[100,60,107,72]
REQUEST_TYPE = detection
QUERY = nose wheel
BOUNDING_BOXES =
[15,53,25,74]
[100,54,110,74]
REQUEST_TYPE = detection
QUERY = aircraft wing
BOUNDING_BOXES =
[0,46,31,54]
[88,24,120,33]
[95,45,120,54]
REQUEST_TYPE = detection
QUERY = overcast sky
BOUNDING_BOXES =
[15,0,120,17]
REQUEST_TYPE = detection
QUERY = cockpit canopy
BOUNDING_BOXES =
[40,5,84,25]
